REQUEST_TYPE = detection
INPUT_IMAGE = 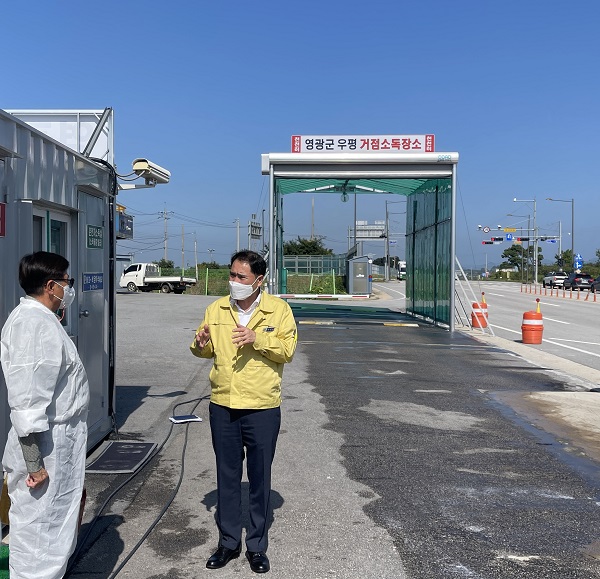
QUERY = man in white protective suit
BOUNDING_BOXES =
[1,251,89,579]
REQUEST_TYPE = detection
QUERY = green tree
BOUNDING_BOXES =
[283,236,333,255]
[500,243,542,282]
[500,245,525,271]
[154,258,175,269]
[554,249,573,269]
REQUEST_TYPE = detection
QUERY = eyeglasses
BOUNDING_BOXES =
[52,278,75,288]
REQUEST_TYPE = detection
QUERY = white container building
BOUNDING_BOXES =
[0,108,116,452]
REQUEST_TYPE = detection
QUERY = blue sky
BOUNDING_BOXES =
[3,0,599,270]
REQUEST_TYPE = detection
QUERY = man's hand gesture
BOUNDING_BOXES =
[195,324,211,349]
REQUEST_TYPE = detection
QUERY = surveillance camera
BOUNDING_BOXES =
[497,225,502,229]
[477,225,482,229]
[513,197,517,202]
[132,158,171,185]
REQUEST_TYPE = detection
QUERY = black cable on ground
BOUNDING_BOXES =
[65,395,210,577]
[107,397,204,578]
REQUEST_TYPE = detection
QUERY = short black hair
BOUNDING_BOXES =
[19,251,70,296]
[230,250,266,277]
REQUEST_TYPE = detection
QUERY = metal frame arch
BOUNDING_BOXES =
[261,152,459,330]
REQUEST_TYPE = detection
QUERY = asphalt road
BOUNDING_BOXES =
[373,279,600,373]
[458,281,600,372]
[68,291,600,579]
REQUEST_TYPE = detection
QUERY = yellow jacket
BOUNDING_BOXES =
[190,292,297,409]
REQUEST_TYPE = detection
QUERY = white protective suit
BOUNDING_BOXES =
[1,297,89,579]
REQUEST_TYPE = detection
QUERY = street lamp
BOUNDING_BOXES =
[207,248,215,262]
[546,197,574,269]
[514,197,538,284]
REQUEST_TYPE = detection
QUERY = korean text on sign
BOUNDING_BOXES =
[82,273,104,292]
[291,135,435,153]
[87,225,104,249]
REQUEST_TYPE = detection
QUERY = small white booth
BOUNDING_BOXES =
[0,109,116,452]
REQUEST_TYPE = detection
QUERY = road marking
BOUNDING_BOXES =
[486,292,505,297]
[543,316,569,324]
[373,283,406,298]
[491,325,600,358]
[539,301,561,307]
[537,338,600,359]
[550,338,600,346]
[489,324,520,335]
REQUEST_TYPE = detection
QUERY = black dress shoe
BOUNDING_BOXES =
[206,544,241,569]
[246,551,270,573]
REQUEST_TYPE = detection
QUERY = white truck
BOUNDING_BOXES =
[396,260,407,281]
[542,271,568,288]
[119,263,196,294]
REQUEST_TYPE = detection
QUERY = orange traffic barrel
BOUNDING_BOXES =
[522,311,543,344]
[471,302,488,328]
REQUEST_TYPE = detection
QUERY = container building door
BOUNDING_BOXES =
[77,191,111,448]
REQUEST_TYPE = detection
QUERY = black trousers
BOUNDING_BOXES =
[209,402,281,552]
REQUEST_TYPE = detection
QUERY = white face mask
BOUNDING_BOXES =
[229,278,260,301]
[53,283,76,309]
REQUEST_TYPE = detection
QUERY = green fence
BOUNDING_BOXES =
[160,267,346,296]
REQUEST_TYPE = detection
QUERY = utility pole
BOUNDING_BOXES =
[546,197,575,270]
[525,216,530,283]
[234,218,240,252]
[353,193,357,250]
[162,206,170,261]
[311,196,314,240]
[514,197,537,284]
[558,221,562,261]
[385,200,390,281]
[181,225,185,275]
[533,199,538,285]
[194,233,198,281]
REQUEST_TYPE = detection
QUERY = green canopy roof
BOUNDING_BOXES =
[275,177,429,196]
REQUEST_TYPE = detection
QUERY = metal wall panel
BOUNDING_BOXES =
[406,178,452,326]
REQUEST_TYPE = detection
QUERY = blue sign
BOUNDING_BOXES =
[83,272,104,292]
[574,261,583,269]
[575,253,583,260]
[505,233,513,241]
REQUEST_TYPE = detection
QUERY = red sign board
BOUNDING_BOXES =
[0,202,5,237]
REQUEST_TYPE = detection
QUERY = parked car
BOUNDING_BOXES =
[563,272,594,291]
[542,271,568,288]
[591,277,600,293]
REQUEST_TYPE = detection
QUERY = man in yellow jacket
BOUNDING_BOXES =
[191,250,297,574]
